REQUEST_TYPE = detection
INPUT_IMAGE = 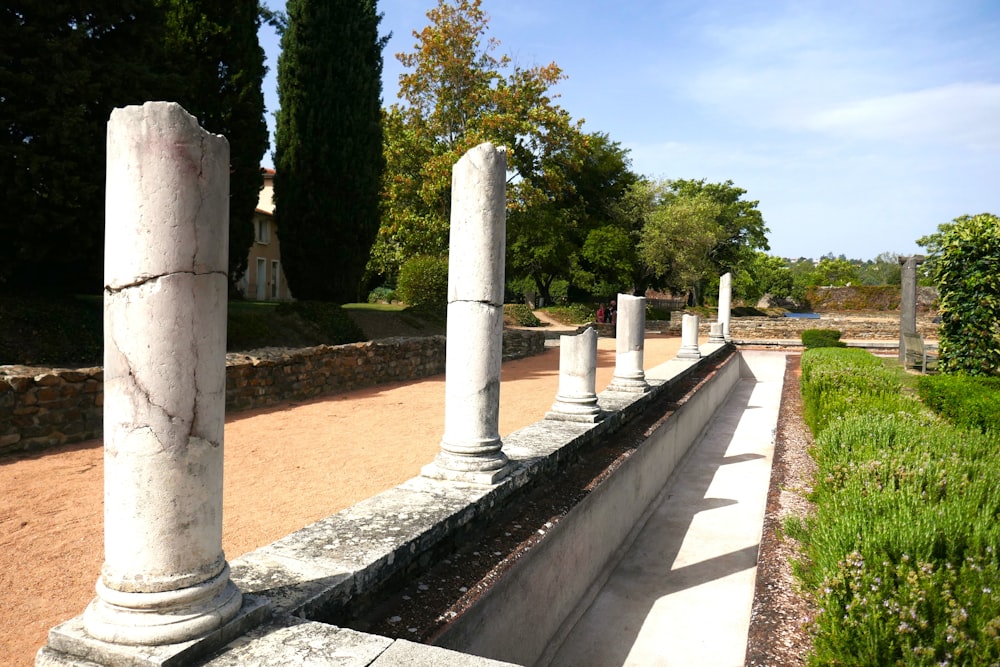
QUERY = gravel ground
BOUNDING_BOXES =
[745,353,816,666]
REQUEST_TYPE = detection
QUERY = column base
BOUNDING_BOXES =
[545,396,603,423]
[606,376,650,393]
[544,409,604,423]
[421,449,513,485]
[676,347,702,360]
[83,564,242,647]
[38,595,268,667]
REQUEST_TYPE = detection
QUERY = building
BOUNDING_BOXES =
[238,168,293,301]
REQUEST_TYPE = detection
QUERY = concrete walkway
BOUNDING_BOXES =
[546,351,787,667]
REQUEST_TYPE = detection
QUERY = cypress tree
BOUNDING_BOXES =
[158,0,269,295]
[274,0,387,302]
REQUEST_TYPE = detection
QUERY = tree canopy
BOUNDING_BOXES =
[371,0,583,282]
[1,1,160,292]
[1,1,269,295]
[507,132,638,302]
[274,0,387,302]
[637,178,769,304]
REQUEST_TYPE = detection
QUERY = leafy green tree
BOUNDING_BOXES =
[857,251,902,286]
[638,186,724,303]
[637,178,768,304]
[670,179,769,276]
[812,257,861,286]
[507,132,637,302]
[158,0,269,295]
[372,0,581,281]
[1,1,163,293]
[920,213,1000,375]
[734,251,793,302]
[275,0,387,302]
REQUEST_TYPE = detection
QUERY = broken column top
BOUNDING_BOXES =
[105,101,230,291]
[448,142,507,305]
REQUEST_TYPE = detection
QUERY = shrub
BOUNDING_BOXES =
[367,286,397,304]
[503,303,541,327]
[543,304,594,325]
[646,304,672,321]
[926,213,1000,375]
[800,348,902,432]
[396,255,448,311]
[793,347,1000,665]
[801,328,846,349]
[917,374,1000,433]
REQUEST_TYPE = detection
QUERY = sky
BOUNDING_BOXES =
[257,0,1000,261]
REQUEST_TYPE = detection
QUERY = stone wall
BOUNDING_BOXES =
[727,314,939,341]
[0,367,104,453]
[0,330,545,457]
[660,312,938,341]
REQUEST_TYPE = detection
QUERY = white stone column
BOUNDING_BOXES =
[677,314,702,359]
[607,294,649,393]
[708,321,726,345]
[718,272,733,341]
[83,102,241,646]
[423,143,511,484]
[546,327,602,422]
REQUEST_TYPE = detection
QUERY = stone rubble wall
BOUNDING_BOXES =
[726,315,939,341]
[661,313,938,340]
[0,330,545,457]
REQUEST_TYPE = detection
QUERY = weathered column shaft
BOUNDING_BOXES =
[898,255,924,362]
[546,328,601,422]
[424,143,511,484]
[608,294,649,393]
[677,313,702,359]
[708,321,726,344]
[718,272,733,341]
[84,102,241,646]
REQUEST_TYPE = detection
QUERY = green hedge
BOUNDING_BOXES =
[503,303,541,327]
[917,374,1000,433]
[541,304,593,325]
[792,348,1000,665]
[801,328,846,349]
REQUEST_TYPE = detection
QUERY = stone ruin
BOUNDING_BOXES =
[38,102,723,666]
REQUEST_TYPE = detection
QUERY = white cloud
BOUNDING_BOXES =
[801,83,1000,149]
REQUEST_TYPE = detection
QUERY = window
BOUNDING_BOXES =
[255,218,271,244]
[271,261,280,299]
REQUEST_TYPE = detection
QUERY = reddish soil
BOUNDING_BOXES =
[0,335,686,666]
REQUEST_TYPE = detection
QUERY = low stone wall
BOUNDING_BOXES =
[660,312,938,341]
[728,314,938,341]
[0,367,104,454]
[0,330,545,457]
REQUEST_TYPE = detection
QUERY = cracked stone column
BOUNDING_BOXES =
[423,143,511,484]
[546,327,601,422]
[607,294,649,393]
[718,272,733,341]
[677,313,702,359]
[83,102,242,645]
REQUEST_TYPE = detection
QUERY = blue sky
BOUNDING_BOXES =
[258,0,1000,261]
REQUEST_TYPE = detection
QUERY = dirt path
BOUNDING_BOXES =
[1,334,683,665]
